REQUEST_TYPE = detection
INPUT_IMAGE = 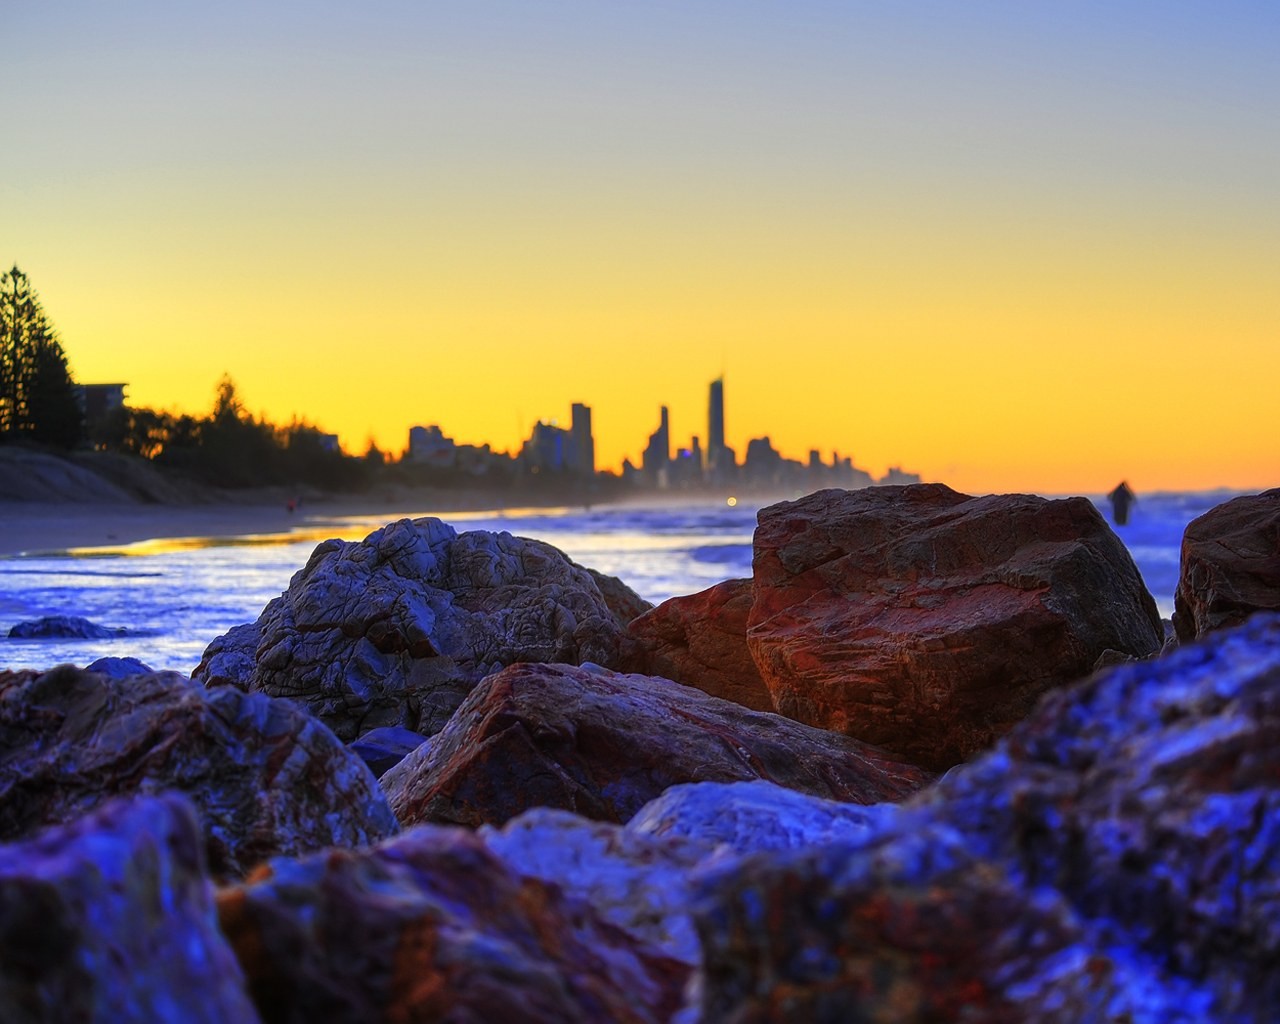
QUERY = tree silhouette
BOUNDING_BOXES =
[0,266,82,447]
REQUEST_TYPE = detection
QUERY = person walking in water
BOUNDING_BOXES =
[1108,481,1136,526]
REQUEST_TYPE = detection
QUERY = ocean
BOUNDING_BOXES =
[0,490,1246,674]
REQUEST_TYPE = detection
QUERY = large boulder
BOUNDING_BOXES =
[193,517,635,741]
[690,614,1280,1022]
[215,824,688,1024]
[747,485,1163,770]
[584,565,655,627]
[1173,488,1280,642]
[0,795,260,1023]
[625,578,774,712]
[381,661,931,829]
[0,665,397,879]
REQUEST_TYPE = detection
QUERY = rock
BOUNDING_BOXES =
[0,794,260,1023]
[625,578,774,712]
[7,615,126,639]
[628,779,896,854]
[1173,488,1280,642]
[381,661,931,829]
[585,565,655,627]
[748,485,1163,770]
[193,518,634,741]
[482,808,713,966]
[481,783,900,970]
[216,824,688,1024]
[0,665,398,879]
[691,614,1280,1022]
[347,725,429,778]
[84,655,153,678]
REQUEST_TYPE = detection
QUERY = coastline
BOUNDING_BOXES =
[0,491,568,558]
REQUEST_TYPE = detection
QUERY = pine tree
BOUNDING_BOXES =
[0,266,83,446]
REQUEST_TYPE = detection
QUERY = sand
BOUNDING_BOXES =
[0,492,537,558]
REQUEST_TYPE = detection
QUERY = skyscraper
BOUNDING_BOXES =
[570,402,595,476]
[706,376,733,480]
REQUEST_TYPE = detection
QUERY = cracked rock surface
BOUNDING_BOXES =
[193,517,633,741]
[0,665,397,879]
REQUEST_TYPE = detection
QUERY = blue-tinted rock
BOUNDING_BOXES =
[84,656,153,678]
[0,665,398,878]
[692,614,1280,1022]
[348,725,428,777]
[8,615,126,639]
[0,794,260,1023]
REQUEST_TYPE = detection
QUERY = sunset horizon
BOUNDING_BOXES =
[8,2,1277,496]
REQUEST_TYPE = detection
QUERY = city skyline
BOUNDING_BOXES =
[7,3,1278,495]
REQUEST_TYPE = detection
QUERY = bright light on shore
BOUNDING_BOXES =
[727,496,738,507]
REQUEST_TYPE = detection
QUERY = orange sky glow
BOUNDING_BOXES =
[7,3,1278,495]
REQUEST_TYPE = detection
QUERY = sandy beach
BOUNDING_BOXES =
[0,492,539,558]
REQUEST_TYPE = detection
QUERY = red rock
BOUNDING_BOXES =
[216,825,687,1024]
[625,577,774,712]
[747,485,1163,771]
[1173,488,1280,642]
[381,661,931,829]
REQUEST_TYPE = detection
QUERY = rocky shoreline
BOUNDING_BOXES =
[1,483,1278,1021]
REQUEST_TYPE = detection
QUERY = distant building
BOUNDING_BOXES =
[408,424,457,467]
[879,466,922,486]
[518,401,596,477]
[705,377,734,480]
[76,383,127,427]
[642,405,671,488]
[570,402,595,476]
[318,433,340,453]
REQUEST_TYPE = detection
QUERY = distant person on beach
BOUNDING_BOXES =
[1108,481,1136,526]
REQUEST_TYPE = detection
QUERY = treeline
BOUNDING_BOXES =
[1,265,381,491]
[94,376,382,491]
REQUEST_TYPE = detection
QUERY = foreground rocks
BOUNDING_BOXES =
[216,824,688,1024]
[1173,487,1280,642]
[625,577,773,712]
[193,518,637,741]
[0,665,397,878]
[382,661,931,829]
[746,485,1164,770]
[0,795,260,1023]
[691,613,1280,1022]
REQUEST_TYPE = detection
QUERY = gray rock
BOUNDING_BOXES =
[193,517,635,741]
[8,615,126,639]
[84,656,153,678]
[348,725,429,778]
[0,665,398,879]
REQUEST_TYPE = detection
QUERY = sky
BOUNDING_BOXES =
[6,1,1278,494]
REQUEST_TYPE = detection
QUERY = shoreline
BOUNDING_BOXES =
[0,491,593,558]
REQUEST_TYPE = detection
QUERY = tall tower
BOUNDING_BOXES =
[707,377,728,477]
[570,402,595,476]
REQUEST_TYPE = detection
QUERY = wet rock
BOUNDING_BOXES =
[381,661,931,830]
[625,578,774,712]
[1173,488,1280,642]
[193,518,634,741]
[84,655,153,678]
[0,794,259,1023]
[748,485,1163,770]
[692,614,1280,1022]
[347,725,428,778]
[216,824,688,1024]
[7,615,126,639]
[0,665,397,879]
